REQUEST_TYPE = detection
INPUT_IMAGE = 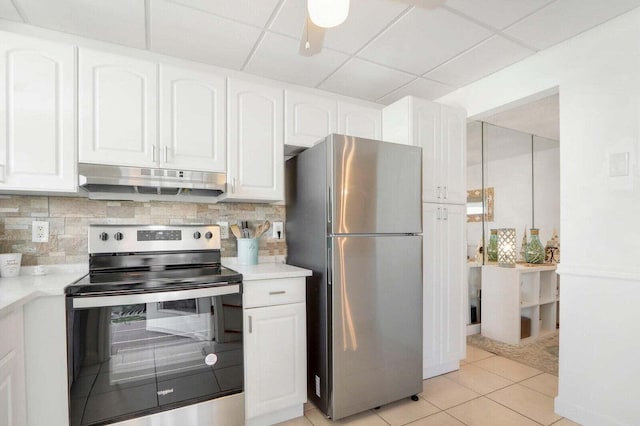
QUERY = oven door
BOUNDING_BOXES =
[67,285,243,426]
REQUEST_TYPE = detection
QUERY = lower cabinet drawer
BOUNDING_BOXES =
[243,277,305,308]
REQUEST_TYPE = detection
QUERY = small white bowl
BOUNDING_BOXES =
[0,253,22,277]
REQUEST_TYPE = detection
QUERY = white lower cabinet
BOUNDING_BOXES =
[423,203,466,379]
[0,308,26,426]
[243,277,306,425]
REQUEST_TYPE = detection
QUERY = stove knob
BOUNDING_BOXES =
[114,232,124,241]
[205,231,213,240]
[193,231,201,240]
[99,232,109,241]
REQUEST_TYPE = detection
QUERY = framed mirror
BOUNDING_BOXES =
[467,187,494,223]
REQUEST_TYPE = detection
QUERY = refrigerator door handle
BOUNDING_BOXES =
[327,186,332,225]
[327,247,332,286]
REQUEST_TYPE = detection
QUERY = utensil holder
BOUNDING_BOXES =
[237,238,259,265]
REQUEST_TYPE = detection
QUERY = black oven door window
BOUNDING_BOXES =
[68,293,243,426]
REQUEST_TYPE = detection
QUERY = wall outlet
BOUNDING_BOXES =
[217,221,229,239]
[272,221,284,239]
[32,221,49,243]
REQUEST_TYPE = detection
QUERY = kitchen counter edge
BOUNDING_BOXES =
[0,265,87,317]
[222,262,312,281]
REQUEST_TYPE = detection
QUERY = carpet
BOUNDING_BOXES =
[467,330,559,376]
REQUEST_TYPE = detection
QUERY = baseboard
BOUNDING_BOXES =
[466,323,481,336]
[246,404,304,426]
[555,396,627,426]
[423,360,459,379]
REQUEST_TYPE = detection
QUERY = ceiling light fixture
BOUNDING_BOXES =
[307,0,350,28]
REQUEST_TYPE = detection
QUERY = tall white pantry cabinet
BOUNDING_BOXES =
[383,96,467,379]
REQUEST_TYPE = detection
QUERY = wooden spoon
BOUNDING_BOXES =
[230,224,242,239]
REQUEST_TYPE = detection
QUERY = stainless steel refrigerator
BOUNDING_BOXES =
[286,134,423,420]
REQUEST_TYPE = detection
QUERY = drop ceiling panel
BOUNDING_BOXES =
[270,0,410,54]
[504,0,640,50]
[425,36,534,87]
[16,0,146,48]
[377,77,454,104]
[319,58,415,101]
[163,0,281,28]
[445,0,553,30]
[245,32,349,87]
[150,0,262,70]
[0,0,22,22]
[358,7,493,74]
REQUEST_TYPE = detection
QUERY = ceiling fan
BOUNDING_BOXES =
[299,0,447,56]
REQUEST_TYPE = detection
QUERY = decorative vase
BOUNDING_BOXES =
[487,229,498,262]
[525,228,545,264]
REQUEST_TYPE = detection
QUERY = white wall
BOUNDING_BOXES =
[441,7,640,425]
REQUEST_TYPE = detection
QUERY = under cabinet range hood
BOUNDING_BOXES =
[78,163,226,202]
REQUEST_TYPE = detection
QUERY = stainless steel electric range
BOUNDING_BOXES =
[65,224,244,426]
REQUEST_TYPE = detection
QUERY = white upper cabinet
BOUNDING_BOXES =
[160,65,226,172]
[439,105,466,204]
[337,101,382,140]
[285,90,336,148]
[225,79,283,202]
[0,32,76,192]
[79,48,157,167]
[383,96,466,204]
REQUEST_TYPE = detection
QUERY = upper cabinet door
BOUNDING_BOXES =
[414,99,441,203]
[160,65,226,172]
[79,48,157,167]
[0,32,76,192]
[226,79,283,202]
[337,102,382,140]
[285,90,336,148]
[440,105,466,204]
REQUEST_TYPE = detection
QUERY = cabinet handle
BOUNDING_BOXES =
[269,291,286,295]
[164,146,169,162]
[232,177,236,193]
[152,146,157,163]
[437,186,441,199]
[443,208,448,220]
[443,186,448,199]
[436,208,441,220]
[248,315,252,333]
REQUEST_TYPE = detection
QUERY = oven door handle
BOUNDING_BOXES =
[72,283,240,309]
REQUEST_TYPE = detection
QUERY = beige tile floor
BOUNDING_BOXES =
[276,346,582,426]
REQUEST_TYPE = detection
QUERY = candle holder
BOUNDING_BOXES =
[497,228,516,267]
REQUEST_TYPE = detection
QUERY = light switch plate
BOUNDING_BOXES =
[609,152,629,177]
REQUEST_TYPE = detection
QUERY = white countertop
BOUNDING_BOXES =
[0,260,312,316]
[222,260,312,281]
[0,265,87,316]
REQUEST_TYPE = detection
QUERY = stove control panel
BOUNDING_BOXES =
[88,225,221,253]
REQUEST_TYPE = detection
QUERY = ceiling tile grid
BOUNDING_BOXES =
[0,0,22,22]
[16,0,147,48]
[150,0,263,70]
[318,57,416,101]
[357,7,494,75]
[3,0,640,103]
[244,32,350,87]
[424,35,535,87]
[503,0,640,50]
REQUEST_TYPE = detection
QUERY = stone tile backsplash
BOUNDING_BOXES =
[0,195,286,266]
